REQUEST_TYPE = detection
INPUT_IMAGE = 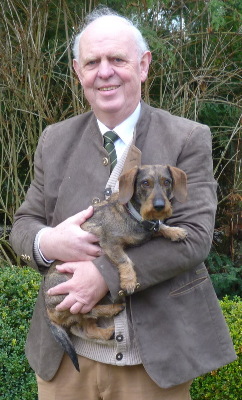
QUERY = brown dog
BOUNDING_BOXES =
[44,164,188,370]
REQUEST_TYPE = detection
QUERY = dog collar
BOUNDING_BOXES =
[126,201,163,232]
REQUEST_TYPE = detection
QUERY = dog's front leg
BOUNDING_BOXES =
[158,223,187,241]
[103,244,137,294]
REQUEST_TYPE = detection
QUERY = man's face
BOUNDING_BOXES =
[73,18,151,128]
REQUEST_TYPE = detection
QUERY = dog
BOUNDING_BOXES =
[44,164,188,371]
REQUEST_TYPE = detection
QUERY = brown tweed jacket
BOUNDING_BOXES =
[9,102,236,388]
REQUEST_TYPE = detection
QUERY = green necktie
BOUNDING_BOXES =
[103,131,119,173]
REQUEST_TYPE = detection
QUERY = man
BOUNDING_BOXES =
[10,7,236,400]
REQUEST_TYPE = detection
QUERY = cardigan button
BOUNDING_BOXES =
[103,157,109,166]
[116,334,124,342]
[116,352,123,361]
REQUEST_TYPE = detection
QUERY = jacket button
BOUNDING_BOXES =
[116,352,123,361]
[92,197,100,205]
[118,290,125,297]
[116,334,124,342]
[103,157,109,166]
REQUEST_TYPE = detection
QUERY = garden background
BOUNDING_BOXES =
[0,0,241,399]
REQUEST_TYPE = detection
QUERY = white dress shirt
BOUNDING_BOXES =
[97,102,141,160]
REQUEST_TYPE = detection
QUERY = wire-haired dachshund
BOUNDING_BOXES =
[44,164,188,371]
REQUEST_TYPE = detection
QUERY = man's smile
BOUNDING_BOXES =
[98,86,120,91]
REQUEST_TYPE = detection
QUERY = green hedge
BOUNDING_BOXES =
[191,296,242,399]
[0,265,241,400]
[0,266,41,400]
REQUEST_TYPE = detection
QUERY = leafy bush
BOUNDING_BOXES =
[0,265,241,399]
[0,265,41,400]
[206,252,242,299]
[191,296,242,400]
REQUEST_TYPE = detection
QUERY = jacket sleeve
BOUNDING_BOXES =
[94,123,217,300]
[9,128,50,273]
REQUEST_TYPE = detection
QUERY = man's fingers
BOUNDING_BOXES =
[47,281,70,296]
[55,294,76,311]
[70,206,94,225]
[56,295,86,313]
[69,302,85,314]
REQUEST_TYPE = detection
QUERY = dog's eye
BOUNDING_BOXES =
[141,180,150,187]
[164,179,171,187]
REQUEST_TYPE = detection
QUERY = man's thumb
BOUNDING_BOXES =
[72,206,94,225]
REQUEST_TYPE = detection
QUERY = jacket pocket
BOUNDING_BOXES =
[169,266,208,297]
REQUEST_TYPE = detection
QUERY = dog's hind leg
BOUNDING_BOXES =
[80,319,116,340]
[87,303,125,318]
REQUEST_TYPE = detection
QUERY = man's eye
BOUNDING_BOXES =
[113,58,125,64]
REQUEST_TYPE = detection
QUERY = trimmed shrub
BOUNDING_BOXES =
[191,296,242,400]
[0,265,241,399]
[0,265,41,400]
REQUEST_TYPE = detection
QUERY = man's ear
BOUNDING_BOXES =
[167,165,188,203]
[140,51,152,82]
[118,166,139,204]
[73,59,83,85]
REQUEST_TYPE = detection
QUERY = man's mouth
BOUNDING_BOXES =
[98,86,120,91]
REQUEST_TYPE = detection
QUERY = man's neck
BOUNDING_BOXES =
[94,103,141,130]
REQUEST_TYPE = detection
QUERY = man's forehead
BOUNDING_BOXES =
[79,23,137,61]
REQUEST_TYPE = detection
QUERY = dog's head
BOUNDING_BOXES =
[118,164,187,220]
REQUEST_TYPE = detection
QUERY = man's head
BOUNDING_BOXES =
[73,7,152,128]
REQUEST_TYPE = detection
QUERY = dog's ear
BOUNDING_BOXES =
[167,165,187,203]
[118,166,139,204]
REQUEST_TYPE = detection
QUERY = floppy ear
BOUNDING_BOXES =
[167,165,188,203]
[118,166,139,204]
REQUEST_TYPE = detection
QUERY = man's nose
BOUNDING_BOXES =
[97,60,115,79]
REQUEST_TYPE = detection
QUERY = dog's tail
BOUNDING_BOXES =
[47,320,80,372]
[42,275,80,372]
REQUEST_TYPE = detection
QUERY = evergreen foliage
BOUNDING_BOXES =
[0,265,41,399]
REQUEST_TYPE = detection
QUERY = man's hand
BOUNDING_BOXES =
[39,206,101,262]
[47,261,109,314]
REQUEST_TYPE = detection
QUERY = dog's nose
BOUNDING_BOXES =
[153,199,165,211]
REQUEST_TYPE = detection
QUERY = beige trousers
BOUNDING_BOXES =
[37,354,192,400]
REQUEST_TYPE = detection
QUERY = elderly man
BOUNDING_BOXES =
[10,7,236,400]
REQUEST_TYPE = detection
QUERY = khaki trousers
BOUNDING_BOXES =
[37,354,192,400]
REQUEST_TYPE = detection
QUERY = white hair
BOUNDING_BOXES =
[72,7,149,61]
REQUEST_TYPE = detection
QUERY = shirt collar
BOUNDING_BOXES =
[97,103,141,145]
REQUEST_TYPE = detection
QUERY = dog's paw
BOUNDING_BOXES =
[170,227,188,241]
[120,274,137,295]
[112,303,126,315]
[119,262,137,294]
